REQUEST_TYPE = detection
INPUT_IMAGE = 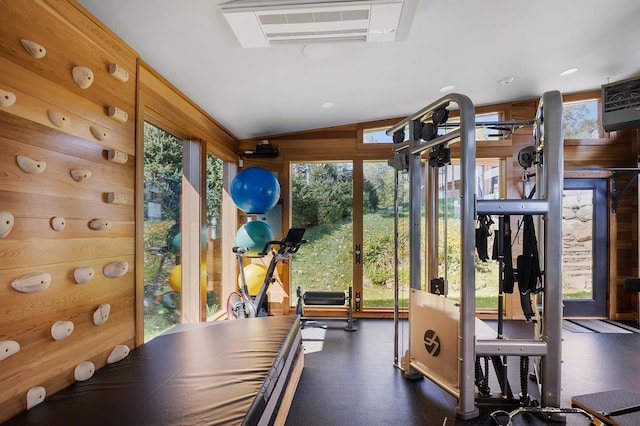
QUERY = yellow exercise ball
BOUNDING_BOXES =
[238,263,268,296]
[168,264,206,293]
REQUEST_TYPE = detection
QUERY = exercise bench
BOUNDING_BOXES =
[295,286,357,331]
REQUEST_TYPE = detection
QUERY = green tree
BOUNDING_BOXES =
[144,122,223,222]
[291,163,353,228]
[206,155,223,221]
[143,122,182,222]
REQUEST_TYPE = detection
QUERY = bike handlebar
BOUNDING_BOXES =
[232,228,307,257]
[257,238,307,256]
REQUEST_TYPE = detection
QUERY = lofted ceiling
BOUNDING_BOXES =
[77,0,640,140]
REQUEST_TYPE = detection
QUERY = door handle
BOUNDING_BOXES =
[355,243,361,264]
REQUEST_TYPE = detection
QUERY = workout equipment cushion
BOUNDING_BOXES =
[5,316,301,426]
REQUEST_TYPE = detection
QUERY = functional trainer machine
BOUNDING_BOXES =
[387,91,564,419]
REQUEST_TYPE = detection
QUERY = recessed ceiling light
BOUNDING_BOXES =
[321,102,335,109]
[439,85,455,93]
[560,67,579,77]
[499,76,515,86]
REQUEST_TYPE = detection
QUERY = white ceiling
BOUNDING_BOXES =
[77,0,640,140]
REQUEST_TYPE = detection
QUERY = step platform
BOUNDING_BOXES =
[572,389,640,426]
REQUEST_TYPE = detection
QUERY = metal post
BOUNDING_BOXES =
[455,94,478,419]
[540,90,563,408]
[393,168,400,367]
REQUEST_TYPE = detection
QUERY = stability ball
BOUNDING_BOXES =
[238,263,268,296]
[235,221,274,257]
[170,232,181,254]
[230,167,280,214]
[168,264,207,293]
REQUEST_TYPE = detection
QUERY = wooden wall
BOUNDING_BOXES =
[0,0,137,421]
[0,3,243,419]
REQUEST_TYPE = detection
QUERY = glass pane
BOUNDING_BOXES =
[143,122,182,341]
[563,99,599,139]
[562,189,594,299]
[362,161,396,307]
[363,127,394,144]
[205,153,224,317]
[290,162,353,299]
[397,172,411,308]
[436,160,500,308]
[441,112,500,140]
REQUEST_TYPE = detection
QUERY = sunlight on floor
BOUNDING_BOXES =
[301,326,327,354]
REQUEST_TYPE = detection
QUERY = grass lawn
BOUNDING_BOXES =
[292,212,503,309]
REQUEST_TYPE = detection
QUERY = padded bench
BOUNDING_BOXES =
[4,315,303,426]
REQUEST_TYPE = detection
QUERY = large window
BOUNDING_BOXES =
[205,152,224,318]
[290,162,353,300]
[362,161,398,307]
[142,123,225,341]
[143,122,183,341]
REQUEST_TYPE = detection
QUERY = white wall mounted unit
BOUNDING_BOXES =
[221,0,415,48]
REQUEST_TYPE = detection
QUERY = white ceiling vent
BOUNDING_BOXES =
[221,0,413,48]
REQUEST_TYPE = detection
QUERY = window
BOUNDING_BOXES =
[435,159,501,308]
[290,162,353,301]
[363,127,395,144]
[443,112,501,140]
[142,123,226,340]
[143,122,183,341]
[562,99,599,139]
[362,161,397,307]
[205,153,224,318]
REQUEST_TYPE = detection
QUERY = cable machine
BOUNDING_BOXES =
[387,91,564,419]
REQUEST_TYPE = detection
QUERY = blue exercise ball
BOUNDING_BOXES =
[230,167,280,214]
[235,221,274,257]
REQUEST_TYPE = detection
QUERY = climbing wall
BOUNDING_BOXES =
[0,0,137,420]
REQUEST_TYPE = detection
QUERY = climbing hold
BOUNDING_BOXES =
[0,211,14,238]
[74,267,95,284]
[74,361,95,381]
[72,66,94,89]
[107,345,130,364]
[47,109,70,128]
[20,39,46,59]
[103,261,128,278]
[93,303,111,326]
[0,89,16,108]
[16,155,46,174]
[11,272,51,293]
[51,321,74,340]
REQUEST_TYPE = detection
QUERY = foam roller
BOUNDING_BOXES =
[303,291,345,306]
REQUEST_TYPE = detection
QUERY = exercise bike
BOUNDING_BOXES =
[226,228,306,319]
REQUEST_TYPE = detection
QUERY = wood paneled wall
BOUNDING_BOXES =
[0,0,137,421]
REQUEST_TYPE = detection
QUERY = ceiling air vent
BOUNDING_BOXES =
[221,0,412,48]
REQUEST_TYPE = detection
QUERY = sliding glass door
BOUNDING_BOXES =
[290,162,353,301]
